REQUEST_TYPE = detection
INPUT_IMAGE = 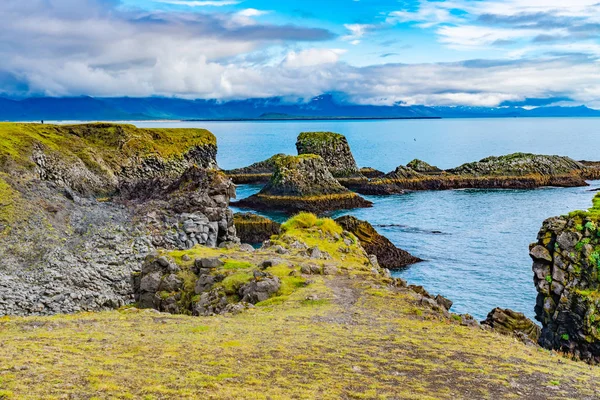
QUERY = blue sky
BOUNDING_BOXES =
[1,0,599,107]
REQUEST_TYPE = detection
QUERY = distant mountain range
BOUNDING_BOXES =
[1,94,599,121]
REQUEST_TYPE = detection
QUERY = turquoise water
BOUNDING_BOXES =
[136,118,600,321]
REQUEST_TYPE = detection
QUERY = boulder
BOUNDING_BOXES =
[482,308,541,344]
[296,132,362,178]
[239,275,281,304]
[234,155,372,214]
[234,213,281,244]
[335,215,422,269]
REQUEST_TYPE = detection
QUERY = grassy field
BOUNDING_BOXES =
[1,214,600,399]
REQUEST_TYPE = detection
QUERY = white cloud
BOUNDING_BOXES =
[155,0,240,6]
[283,48,346,68]
[342,24,374,44]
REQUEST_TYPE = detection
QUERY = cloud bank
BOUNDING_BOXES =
[0,0,599,108]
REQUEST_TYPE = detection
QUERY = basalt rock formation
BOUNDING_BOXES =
[234,212,281,244]
[482,308,541,345]
[296,132,364,179]
[359,167,385,179]
[234,154,372,214]
[0,123,236,316]
[225,154,286,184]
[530,194,600,363]
[357,153,600,195]
[335,215,421,269]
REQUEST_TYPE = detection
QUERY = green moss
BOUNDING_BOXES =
[297,132,345,145]
[220,272,253,295]
[222,260,254,270]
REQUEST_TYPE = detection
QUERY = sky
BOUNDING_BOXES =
[1,0,599,107]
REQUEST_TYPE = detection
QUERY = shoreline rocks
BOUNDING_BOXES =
[225,154,285,184]
[335,215,422,269]
[530,195,600,363]
[482,308,541,345]
[296,132,363,178]
[355,153,599,195]
[234,213,281,244]
[234,154,372,214]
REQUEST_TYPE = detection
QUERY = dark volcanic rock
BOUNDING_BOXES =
[234,155,372,214]
[482,308,541,344]
[530,198,600,363]
[234,213,281,244]
[296,132,363,178]
[355,153,596,195]
[335,215,421,269]
[359,167,386,179]
[225,154,285,184]
[0,123,237,316]
[406,159,442,175]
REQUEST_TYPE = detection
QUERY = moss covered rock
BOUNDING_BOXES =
[406,159,442,175]
[234,213,281,244]
[335,215,422,269]
[296,132,362,178]
[531,193,600,363]
[225,154,286,184]
[482,308,541,344]
[234,155,372,213]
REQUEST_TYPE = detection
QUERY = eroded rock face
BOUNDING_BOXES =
[234,213,281,244]
[335,216,422,269]
[234,155,372,213]
[296,132,362,178]
[225,154,286,184]
[531,206,600,363]
[482,308,541,345]
[406,159,442,175]
[0,123,236,316]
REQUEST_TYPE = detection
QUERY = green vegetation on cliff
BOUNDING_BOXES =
[1,214,600,398]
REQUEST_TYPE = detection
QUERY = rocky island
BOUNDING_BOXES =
[357,153,600,195]
[233,154,372,213]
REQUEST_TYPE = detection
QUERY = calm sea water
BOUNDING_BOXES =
[136,118,600,321]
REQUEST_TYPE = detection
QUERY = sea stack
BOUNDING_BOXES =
[296,132,363,179]
[234,213,281,244]
[234,154,372,213]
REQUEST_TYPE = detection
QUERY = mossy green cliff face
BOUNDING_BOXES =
[296,131,363,178]
[357,153,600,195]
[234,154,372,213]
[0,123,236,316]
[531,193,600,363]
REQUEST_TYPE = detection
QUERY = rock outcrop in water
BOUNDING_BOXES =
[234,212,281,244]
[0,123,236,316]
[225,154,286,184]
[296,132,364,179]
[234,154,372,213]
[531,194,600,363]
[335,215,422,269]
[357,153,600,195]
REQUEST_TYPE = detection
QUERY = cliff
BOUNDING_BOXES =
[225,154,286,184]
[531,193,600,363]
[0,123,236,316]
[234,154,372,213]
